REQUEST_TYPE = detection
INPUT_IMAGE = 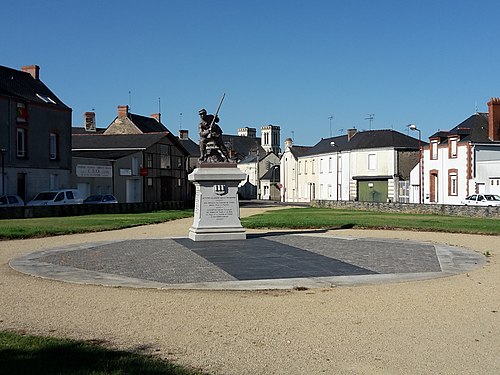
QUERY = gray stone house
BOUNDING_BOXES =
[0,64,72,201]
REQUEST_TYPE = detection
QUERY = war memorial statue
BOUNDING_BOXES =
[197,94,231,163]
[188,94,246,241]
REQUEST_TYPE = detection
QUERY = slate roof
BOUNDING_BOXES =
[429,112,495,144]
[73,132,169,150]
[0,65,69,109]
[72,127,106,135]
[222,134,266,160]
[72,132,189,159]
[128,113,168,133]
[261,165,280,181]
[289,129,422,158]
[178,138,200,157]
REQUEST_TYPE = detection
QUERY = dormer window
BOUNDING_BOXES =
[430,140,438,160]
[449,138,458,158]
[36,93,57,104]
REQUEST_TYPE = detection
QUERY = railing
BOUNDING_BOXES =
[0,201,188,220]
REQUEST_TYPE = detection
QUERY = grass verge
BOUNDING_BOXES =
[0,210,193,240]
[0,331,205,375]
[241,207,500,235]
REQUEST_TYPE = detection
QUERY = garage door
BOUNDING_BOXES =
[357,180,388,202]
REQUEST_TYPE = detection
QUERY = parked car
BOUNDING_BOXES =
[27,189,83,206]
[461,194,500,206]
[83,194,118,204]
[0,194,24,207]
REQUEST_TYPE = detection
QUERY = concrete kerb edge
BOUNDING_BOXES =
[8,235,486,291]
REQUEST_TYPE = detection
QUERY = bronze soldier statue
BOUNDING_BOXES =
[198,107,230,162]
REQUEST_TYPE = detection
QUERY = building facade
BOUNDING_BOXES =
[281,129,421,203]
[0,64,72,201]
[420,98,500,204]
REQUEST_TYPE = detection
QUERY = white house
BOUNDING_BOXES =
[281,129,421,203]
[419,98,500,204]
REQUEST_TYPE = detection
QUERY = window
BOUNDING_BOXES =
[304,160,307,175]
[16,102,28,123]
[448,169,458,196]
[49,132,58,160]
[298,161,302,175]
[368,154,376,170]
[146,154,153,168]
[311,159,315,174]
[319,158,323,173]
[431,140,438,160]
[449,138,457,158]
[16,128,26,158]
[328,157,333,173]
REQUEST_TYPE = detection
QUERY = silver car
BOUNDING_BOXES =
[0,194,25,207]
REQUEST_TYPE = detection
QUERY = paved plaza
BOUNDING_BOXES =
[10,231,484,290]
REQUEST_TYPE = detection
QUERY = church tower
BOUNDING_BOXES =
[260,125,281,154]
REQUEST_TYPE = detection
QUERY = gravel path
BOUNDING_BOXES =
[1,207,499,374]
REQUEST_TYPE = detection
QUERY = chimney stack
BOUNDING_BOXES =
[151,113,161,122]
[347,128,357,141]
[284,137,293,148]
[117,105,129,119]
[84,112,96,132]
[179,130,189,140]
[488,98,500,141]
[21,65,40,80]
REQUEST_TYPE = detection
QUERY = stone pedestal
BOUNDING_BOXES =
[188,164,246,241]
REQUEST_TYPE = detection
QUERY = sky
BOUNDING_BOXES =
[3,0,500,146]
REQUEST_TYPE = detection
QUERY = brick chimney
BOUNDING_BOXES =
[117,105,129,119]
[84,112,96,132]
[179,129,189,140]
[347,128,357,141]
[151,113,161,122]
[21,65,40,79]
[488,98,500,141]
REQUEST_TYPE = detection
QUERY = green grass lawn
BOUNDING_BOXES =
[0,331,205,375]
[1,207,499,240]
[241,207,500,235]
[0,210,193,240]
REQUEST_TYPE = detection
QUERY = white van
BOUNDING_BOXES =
[27,189,83,206]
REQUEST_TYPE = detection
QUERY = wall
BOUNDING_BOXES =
[0,201,186,219]
[312,199,500,218]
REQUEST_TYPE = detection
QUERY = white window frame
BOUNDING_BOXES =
[17,128,26,158]
[49,132,58,160]
[368,153,376,170]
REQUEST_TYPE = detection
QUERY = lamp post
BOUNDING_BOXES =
[409,124,422,204]
[110,160,116,196]
[0,148,6,196]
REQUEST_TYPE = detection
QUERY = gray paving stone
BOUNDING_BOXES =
[9,233,486,290]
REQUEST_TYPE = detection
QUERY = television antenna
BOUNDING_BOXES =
[365,114,374,130]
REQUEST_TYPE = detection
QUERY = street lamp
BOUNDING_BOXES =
[409,124,422,204]
[1,148,6,196]
[110,160,116,196]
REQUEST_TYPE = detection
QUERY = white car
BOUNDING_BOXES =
[0,194,25,207]
[27,189,83,206]
[461,194,500,206]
